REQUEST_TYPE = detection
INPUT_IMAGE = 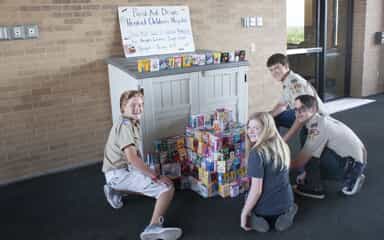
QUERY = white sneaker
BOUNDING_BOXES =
[103,184,123,209]
[342,174,366,196]
[140,224,182,240]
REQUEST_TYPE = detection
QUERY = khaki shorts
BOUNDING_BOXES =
[105,167,170,199]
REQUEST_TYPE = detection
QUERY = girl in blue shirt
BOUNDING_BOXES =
[241,112,297,232]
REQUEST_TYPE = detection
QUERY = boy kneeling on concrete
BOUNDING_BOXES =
[291,95,367,199]
[102,90,182,240]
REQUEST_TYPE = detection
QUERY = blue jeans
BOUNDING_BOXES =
[304,148,366,190]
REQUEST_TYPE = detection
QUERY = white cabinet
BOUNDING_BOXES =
[141,72,197,154]
[106,56,248,154]
[196,67,248,123]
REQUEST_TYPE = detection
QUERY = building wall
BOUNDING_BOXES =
[351,0,366,96]
[362,0,384,95]
[382,9,384,93]
[351,0,384,96]
[382,6,384,91]
[380,0,384,93]
[0,0,286,184]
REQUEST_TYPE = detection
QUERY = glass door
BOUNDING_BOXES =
[286,0,352,100]
[287,0,322,92]
[324,0,352,100]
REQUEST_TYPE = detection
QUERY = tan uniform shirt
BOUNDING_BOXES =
[302,113,366,164]
[281,71,327,115]
[102,116,143,173]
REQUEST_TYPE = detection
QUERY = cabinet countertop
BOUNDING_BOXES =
[105,54,249,80]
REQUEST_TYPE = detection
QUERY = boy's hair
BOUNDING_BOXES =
[266,53,289,67]
[120,89,144,113]
[295,94,318,110]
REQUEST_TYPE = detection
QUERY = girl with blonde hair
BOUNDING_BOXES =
[240,112,297,232]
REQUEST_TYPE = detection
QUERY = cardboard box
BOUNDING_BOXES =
[162,162,181,178]
[218,183,230,198]
[150,58,160,72]
[190,177,218,198]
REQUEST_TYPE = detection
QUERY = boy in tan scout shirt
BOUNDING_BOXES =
[290,95,367,199]
[102,90,182,240]
[267,53,327,142]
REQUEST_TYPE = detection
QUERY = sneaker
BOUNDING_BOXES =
[342,174,366,196]
[293,184,325,199]
[104,184,123,209]
[275,203,298,231]
[249,214,269,233]
[140,224,182,240]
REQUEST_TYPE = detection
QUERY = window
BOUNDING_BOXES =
[287,0,305,46]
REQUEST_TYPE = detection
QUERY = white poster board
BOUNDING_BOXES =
[118,6,195,58]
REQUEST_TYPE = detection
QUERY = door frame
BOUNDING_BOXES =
[286,0,354,101]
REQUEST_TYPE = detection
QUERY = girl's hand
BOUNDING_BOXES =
[240,211,251,231]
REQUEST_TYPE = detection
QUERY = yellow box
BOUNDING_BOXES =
[228,171,237,182]
[237,167,247,178]
[218,183,230,198]
[137,59,145,72]
[138,59,150,72]
[213,52,221,64]
[182,55,192,67]
[168,57,175,69]
[143,59,150,72]
[198,168,217,186]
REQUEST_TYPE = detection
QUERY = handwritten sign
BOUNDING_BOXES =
[118,6,196,58]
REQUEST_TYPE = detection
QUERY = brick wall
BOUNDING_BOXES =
[362,0,384,95]
[351,0,384,96]
[351,0,366,96]
[382,8,384,91]
[0,0,286,184]
[382,5,384,90]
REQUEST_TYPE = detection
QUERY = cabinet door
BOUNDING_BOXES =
[197,67,248,123]
[108,64,142,124]
[142,73,197,153]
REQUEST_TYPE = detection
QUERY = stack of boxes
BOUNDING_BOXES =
[185,109,250,198]
[150,108,250,198]
[137,50,246,73]
[153,136,187,181]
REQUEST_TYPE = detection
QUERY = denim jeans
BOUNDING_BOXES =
[304,147,366,190]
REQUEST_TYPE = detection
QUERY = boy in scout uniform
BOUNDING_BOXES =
[290,95,367,199]
[266,53,327,142]
[102,90,182,240]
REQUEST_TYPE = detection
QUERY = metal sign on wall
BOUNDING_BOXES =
[118,6,195,58]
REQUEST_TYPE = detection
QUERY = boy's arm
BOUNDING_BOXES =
[270,102,288,117]
[123,145,158,179]
[282,119,304,142]
[290,150,312,169]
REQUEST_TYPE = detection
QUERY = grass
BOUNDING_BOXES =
[287,26,304,45]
